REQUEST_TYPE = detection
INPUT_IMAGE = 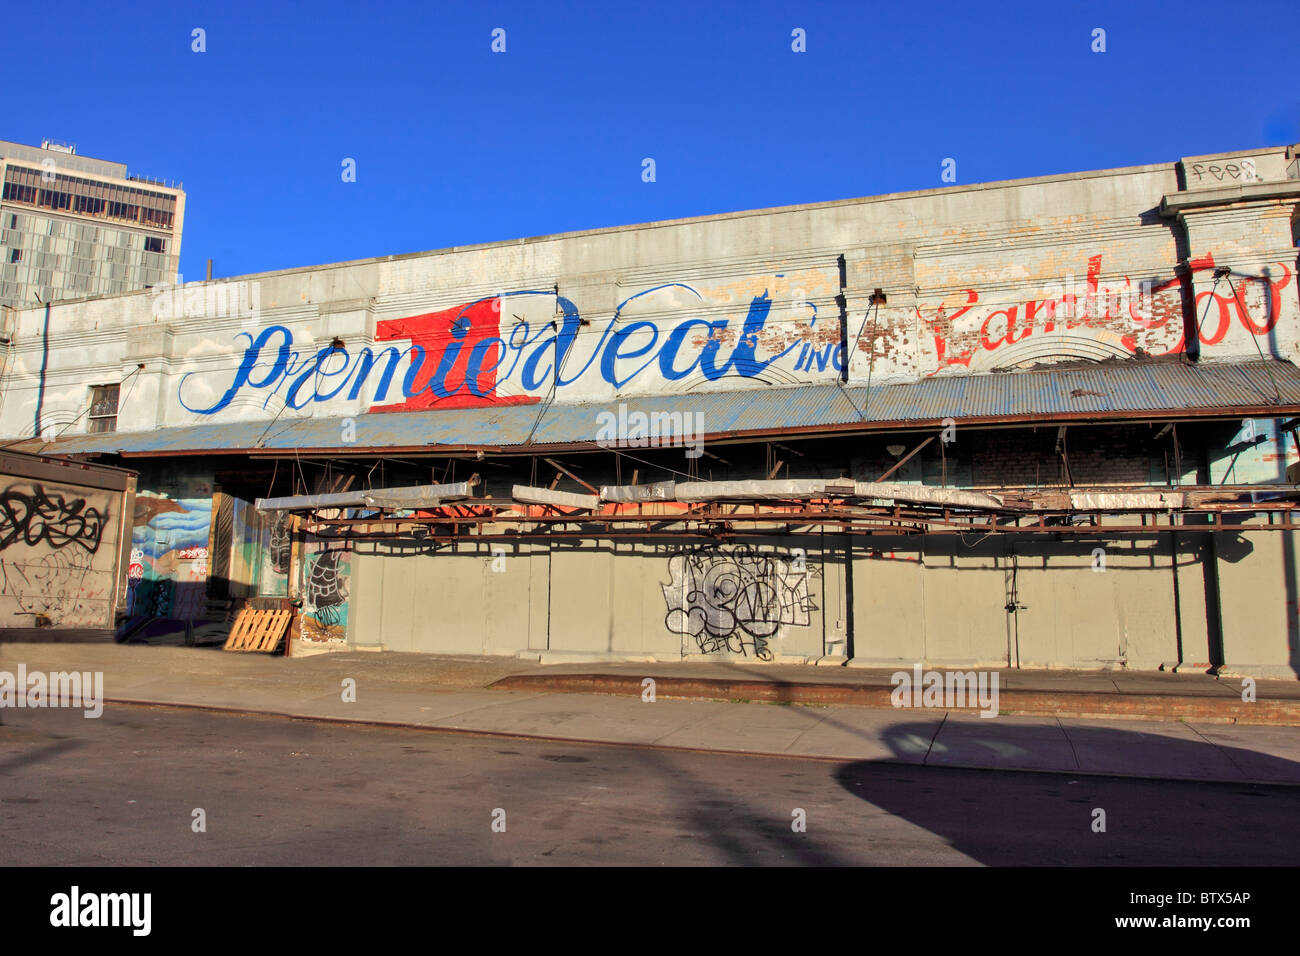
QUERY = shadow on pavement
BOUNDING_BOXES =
[831,720,1300,865]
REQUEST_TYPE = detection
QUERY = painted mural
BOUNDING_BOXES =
[171,251,1297,420]
[300,547,349,642]
[127,494,212,620]
[662,546,817,660]
[0,480,117,628]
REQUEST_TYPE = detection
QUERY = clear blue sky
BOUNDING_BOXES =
[4,0,1297,281]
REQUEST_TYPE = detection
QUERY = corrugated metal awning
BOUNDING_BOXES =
[20,358,1300,457]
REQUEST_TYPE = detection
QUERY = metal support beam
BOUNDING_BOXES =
[876,436,932,482]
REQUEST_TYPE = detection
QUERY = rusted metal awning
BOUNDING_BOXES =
[21,358,1300,459]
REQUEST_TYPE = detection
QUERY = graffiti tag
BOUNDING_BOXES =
[0,484,105,554]
[662,546,816,660]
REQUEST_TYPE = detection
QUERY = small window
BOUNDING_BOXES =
[144,236,165,253]
[8,249,19,264]
[88,384,120,434]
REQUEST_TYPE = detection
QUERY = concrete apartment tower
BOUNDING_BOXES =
[0,138,185,310]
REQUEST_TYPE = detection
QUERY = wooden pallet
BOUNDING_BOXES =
[222,608,293,653]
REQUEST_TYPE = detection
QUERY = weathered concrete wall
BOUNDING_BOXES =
[341,526,1300,673]
[0,460,132,629]
[1212,518,1300,679]
[1008,528,1179,672]
[348,537,829,662]
[0,144,1295,441]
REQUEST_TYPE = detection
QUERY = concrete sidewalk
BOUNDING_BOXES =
[2,643,1300,786]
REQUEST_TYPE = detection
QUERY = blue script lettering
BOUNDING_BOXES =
[180,286,816,415]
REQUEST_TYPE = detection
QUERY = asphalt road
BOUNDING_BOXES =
[1,704,1297,866]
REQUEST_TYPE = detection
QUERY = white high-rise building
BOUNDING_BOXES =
[0,138,185,309]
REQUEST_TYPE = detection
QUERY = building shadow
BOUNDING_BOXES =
[831,719,1300,865]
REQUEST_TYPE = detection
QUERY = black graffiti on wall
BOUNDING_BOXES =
[0,547,99,621]
[0,484,105,554]
[1189,159,1257,183]
[661,545,816,661]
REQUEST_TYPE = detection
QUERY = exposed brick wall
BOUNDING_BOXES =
[845,424,1165,489]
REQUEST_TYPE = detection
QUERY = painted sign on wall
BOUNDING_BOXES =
[919,254,1294,374]
[173,253,1298,421]
[178,282,817,416]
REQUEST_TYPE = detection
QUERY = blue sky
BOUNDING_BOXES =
[4,0,1296,281]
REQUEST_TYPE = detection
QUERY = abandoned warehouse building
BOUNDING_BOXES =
[3,143,1300,678]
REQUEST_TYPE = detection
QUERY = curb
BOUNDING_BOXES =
[487,674,1300,726]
